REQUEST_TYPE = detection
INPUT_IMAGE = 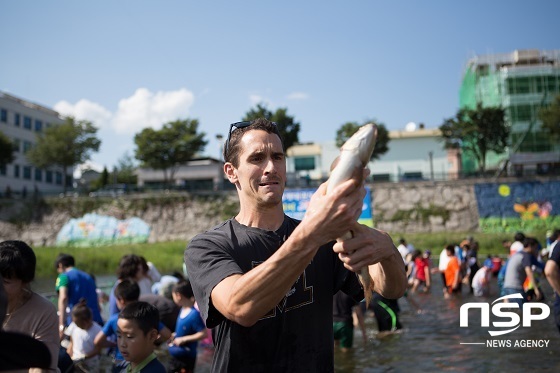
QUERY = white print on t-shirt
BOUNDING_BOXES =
[252,261,314,321]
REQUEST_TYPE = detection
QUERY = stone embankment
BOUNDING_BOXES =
[372,181,478,233]
[0,192,240,246]
[0,181,481,247]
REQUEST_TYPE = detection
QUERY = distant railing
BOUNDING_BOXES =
[288,167,560,188]
[4,165,559,200]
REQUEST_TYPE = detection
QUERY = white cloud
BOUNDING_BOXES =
[112,88,195,134]
[52,88,196,171]
[54,99,112,129]
[286,92,309,100]
[54,88,195,135]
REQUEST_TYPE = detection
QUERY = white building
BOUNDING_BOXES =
[370,127,458,182]
[0,91,69,196]
[286,126,460,185]
[136,157,228,191]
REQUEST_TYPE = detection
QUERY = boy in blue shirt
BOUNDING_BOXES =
[168,280,207,373]
[94,279,171,373]
[117,301,166,373]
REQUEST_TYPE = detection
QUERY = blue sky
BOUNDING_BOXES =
[1,1,558,171]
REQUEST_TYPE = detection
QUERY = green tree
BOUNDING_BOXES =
[335,120,390,161]
[0,131,15,167]
[243,103,301,150]
[538,94,560,140]
[26,117,101,192]
[439,104,508,173]
[113,151,138,185]
[134,119,207,186]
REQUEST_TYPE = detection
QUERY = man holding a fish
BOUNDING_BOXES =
[185,118,406,372]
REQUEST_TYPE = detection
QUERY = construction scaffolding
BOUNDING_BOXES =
[458,49,560,175]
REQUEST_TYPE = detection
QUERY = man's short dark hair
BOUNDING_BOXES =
[224,118,283,167]
[0,240,36,283]
[118,301,159,335]
[55,253,75,269]
[115,279,140,302]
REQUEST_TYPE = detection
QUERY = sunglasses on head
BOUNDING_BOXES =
[224,120,278,159]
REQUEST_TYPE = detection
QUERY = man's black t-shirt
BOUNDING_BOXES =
[185,215,363,372]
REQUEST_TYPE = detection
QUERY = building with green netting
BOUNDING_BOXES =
[459,49,560,176]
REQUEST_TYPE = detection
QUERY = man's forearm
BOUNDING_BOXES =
[214,225,322,326]
[369,249,407,299]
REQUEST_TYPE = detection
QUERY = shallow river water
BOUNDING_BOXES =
[36,273,560,372]
[333,275,560,372]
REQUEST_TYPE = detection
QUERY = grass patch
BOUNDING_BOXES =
[35,240,188,280]
[34,229,550,282]
[479,216,560,233]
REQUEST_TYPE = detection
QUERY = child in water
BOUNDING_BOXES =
[65,299,103,372]
[168,280,207,373]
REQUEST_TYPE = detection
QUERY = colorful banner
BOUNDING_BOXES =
[282,187,373,227]
[475,181,560,233]
[56,213,151,247]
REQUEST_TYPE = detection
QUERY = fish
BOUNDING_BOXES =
[327,123,377,306]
